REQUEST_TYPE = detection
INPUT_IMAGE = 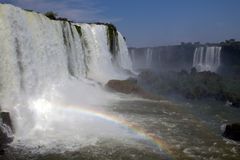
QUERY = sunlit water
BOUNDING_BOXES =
[3,97,240,160]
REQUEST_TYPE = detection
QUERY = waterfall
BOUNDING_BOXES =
[0,4,133,105]
[117,32,134,72]
[77,24,133,83]
[129,49,136,64]
[193,46,221,72]
[0,4,134,148]
[146,48,153,68]
[128,48,154,70]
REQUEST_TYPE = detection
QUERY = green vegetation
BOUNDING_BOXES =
[75,26,90,74]
[57,17,70,22]
[138,70,240,107]
[44,11,72,22]
[24,9,121,54]
[44,11,57,20]
[85,22,120,56]
[23,9,34,12]
[41,11,120,57]
[74,25,82,37]
[62,24,67,46]
[68,22,74,39]
[106,23,119,56]
[219,39,240,75]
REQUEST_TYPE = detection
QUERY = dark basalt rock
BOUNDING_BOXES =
[106,79,140,94]
[106,79,162,100]
[222,123,240,141]
[0,112,13,131]
[232,102,240,108]
[0,112,14,155]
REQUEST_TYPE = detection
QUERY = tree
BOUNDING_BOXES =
[44,11,57,20]
[191,67,197,75]
[229,39,236,43]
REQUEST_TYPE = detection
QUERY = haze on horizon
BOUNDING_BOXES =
[1,0,240,47]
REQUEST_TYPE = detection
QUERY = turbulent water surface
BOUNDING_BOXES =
[3,98,240,160]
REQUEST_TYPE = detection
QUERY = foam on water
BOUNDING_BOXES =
[11,80,134,152]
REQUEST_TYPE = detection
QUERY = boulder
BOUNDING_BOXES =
[222,123,240,141]
[106,79,162,100]
[106,79,139,94]
[0,112,13,131]
[0,112,14,155]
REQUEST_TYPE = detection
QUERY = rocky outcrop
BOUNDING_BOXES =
[106,78,162,100]
[0,112,14,155]
[222,123,240,141]
[0,112,13,131]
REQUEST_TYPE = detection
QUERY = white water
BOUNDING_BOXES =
[129,49,139,70]
[79,24,133,83]
[193,46,221,72]
[146,48,153,68]
[0,123,14,139]
[117,32,134,72]
[129,49,134,65]
[0,4,134,151]
[129,48,154,70]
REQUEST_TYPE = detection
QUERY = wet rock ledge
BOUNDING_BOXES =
[106,78,162,100]
[0,111,14,155]
[222,123,240,141]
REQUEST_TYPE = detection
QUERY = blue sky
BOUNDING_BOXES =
[1,0,240,47]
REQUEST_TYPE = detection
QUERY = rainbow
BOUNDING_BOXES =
[61,104,176,159]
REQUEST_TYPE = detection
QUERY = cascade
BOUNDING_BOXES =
[129,49,136,64]
[146,48,153,68]
[0,4,134,149]
[193,46,221,72]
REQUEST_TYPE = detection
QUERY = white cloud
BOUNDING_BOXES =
[9,0,119,22]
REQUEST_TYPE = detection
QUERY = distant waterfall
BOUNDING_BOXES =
[129,49,136,64]
[146,48,153,68]
[193,46,221,72]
